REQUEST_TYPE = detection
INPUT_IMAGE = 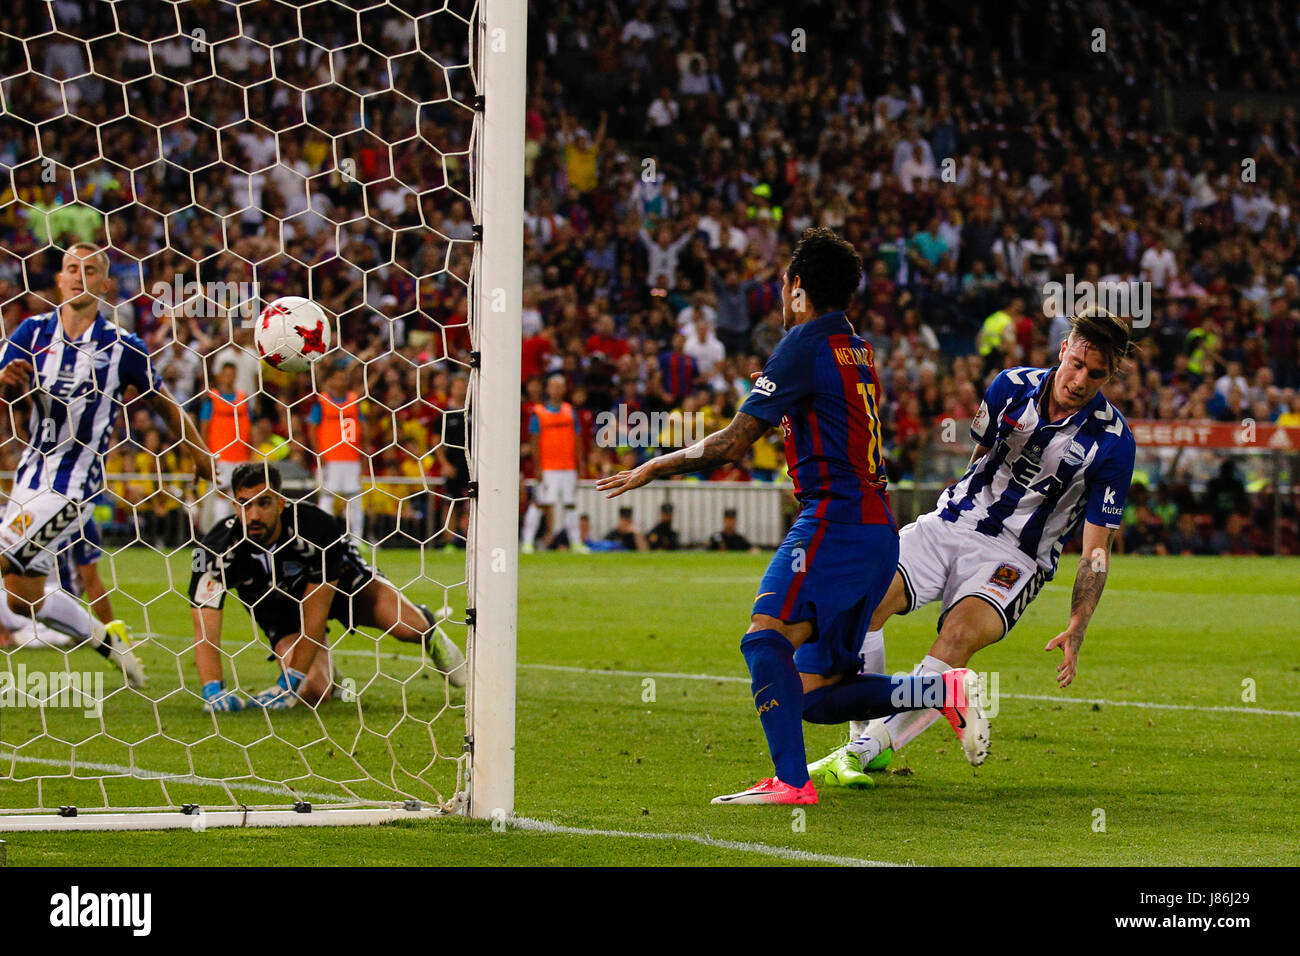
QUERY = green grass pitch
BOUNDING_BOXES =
[2,549,1298,866]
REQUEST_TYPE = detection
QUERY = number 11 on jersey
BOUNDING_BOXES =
[856,381,885,479]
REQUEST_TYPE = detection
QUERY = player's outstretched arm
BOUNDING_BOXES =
[0,358,33,396]
[152,382,215,483]
[596,412,767,498]
[249,579,337,709]
[1045,521,1115,689]
[193,606,245,712]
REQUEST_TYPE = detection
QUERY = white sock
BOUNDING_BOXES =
[874,654,953,751]
[521,503,542,546]
[563,507,582,547]
[849,629,887,739]
[35,588,104,646]
[852,658,956,754]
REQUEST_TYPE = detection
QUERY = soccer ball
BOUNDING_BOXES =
[255,296,331,372]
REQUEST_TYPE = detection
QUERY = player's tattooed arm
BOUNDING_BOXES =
[596,413,768,497]
[151,382,215,482]
[1045,521,1115,688]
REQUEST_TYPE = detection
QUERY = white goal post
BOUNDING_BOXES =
[0,0,525,831]
[466,0,525,821]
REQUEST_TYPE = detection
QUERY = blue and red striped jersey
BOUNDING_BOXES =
[740,311,893,526]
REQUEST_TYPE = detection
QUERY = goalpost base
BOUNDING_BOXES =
[0,804,459,832]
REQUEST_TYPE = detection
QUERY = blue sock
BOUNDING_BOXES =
[803,673,946,724]
[740,628,809,787]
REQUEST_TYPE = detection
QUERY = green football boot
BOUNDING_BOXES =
[807,746,875,789]
[864,747,894,772]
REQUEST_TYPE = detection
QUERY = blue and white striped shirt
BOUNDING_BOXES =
[1,311,160,500]
[939,366,1136,577]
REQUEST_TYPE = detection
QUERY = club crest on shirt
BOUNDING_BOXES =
[8,511,32,535]
[989,563,1022,589]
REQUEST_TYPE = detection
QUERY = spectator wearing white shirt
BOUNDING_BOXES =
[892,134,935,180]
[620,5,656,44]
[683,314,725,387]
[267,139,311,217]
[897,142,936,194]
[1139,236,1178,290]
[676,292,717,335]
[1214,361,1249,402]
[679,58,712,96]
[639,225,693,289]
[647,88,679,129]
[524,196,568,244]
[1020,224,1059,297]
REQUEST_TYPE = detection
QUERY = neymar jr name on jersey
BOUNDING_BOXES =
[832,344,875,367]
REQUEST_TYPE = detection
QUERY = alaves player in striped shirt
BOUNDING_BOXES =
[809,307,1137,789]
[0,242,214,687]
[598,228,989,805]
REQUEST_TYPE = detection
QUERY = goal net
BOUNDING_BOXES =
[0,0,522,829]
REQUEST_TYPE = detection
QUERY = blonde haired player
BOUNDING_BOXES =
[0,242,214,686]
[809,308,1137,787]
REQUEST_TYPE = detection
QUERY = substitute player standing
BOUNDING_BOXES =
[521,372,587,553]
[0,242,214,686]
[307,363,364,541]
[198,359,252,525]
[599,229,988,805]
[189,462,465,712]
[808,307,1137,787]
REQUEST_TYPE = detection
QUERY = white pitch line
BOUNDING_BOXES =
[517,663,1300,718]
[3,754,350,804]
[509,816,901,867]
[133,638,1300,717]
[995,693,1300,718]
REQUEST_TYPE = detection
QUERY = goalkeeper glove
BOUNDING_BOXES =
[248,668,306,710]
[201,680,247,713]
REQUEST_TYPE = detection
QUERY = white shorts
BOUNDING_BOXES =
[896,510,1049,637]
[0,490,93,578]
[535,470,577,507]
[320,460,362,496]
[0,579,75,646]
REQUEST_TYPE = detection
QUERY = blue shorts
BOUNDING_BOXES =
[56,519,102,594]
[752,511,899,677]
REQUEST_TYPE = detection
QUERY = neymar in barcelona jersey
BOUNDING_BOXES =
[598,229,989,805]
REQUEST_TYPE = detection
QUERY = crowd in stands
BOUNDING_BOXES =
[1,0,1299,551]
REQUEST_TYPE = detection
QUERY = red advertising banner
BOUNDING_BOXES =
[1130,420,1299,450]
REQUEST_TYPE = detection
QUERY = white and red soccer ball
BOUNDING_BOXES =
[255,296,331,372]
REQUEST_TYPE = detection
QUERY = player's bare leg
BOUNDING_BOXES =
[78,562,114,625]
[849,595,1001,769]
[868,570,909,633]
[2,562,144,687]
[352,577,466,686]
[808,571,997,781]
